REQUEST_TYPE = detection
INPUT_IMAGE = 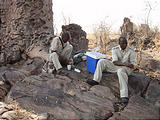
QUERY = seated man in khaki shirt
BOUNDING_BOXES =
[86,36,137,104]
[48,32,73,74]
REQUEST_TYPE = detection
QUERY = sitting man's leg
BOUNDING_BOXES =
[50,52,62,71]
[61,43,73,61]
[117,67,132,103]
[86,59,117,86]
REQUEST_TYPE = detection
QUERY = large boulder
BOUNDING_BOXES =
[0,0,53,65]
[0,58,44,85]
[0,67,13,101]
[145,79,160,108]
[137,51,160,79]
[1,61,159,119]
[6,74,114,119]
[0,58,44,100]
[111,95,159,119]
[26,45,49,61]
[100,71,151,97]
[120,18,155,50]
[62,24,89,53]
[120,17,134,39]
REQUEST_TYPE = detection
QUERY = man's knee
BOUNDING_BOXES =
[50,52,58,58]
[96,59,108,69]
[98,59,106,64]
[97,59,104,67]
[70,44,73,50]
[97,59,109,66]
[117,68,126,75]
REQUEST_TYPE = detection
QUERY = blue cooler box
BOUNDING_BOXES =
[86,52,106,74]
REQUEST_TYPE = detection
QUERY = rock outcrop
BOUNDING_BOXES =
[111,95,159,119]
[0,0,54,66]
[0,58,159,119]
[62,24,88,53]
[120,17,134,39]
[120,17,156,50]
[145,79,160,108]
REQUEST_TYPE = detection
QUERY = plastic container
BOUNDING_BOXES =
[86,52,106,74]
[73,68,81,73]
[67,65,72,70]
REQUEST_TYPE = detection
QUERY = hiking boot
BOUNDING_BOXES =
[121,97,129,104]
[86,79,99,86]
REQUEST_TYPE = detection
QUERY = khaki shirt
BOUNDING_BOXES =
[49,36,68,54]
[112,45,137,66]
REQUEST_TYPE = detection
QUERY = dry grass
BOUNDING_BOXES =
[87,34,96,47]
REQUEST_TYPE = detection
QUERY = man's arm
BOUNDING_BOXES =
[112,47,134,69]
[50,37,58,53]
[50,38,65,58]
[113,61,134,69]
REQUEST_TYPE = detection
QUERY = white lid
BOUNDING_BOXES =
[86,52,106,59]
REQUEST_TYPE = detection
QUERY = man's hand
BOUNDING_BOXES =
[59,55,69,65]
[113,61,125,66]
[125,63,134,69]
[51,50,70,65]
[68,58,73,64]
[59,55,67,62]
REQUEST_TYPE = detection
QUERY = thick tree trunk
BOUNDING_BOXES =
[0,0,54,65]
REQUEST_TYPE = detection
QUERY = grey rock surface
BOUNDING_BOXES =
[145,79,160,108]
[6,74,114,119]
[0,60,158,119]
[112,95,159,119]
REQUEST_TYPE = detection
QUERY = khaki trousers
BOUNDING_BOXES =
[49,43,73,71]
[93,59,132,98]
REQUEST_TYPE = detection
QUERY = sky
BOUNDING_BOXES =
[52,0,160,33]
